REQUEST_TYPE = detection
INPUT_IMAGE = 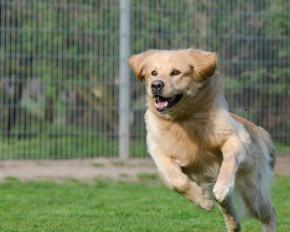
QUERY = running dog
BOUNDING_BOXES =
[129,48,276,232]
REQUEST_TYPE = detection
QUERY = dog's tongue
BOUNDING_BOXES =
[155,100,168,109]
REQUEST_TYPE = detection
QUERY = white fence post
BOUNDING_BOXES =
[119,0,130,159]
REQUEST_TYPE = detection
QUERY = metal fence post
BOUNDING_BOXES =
[119,0,130,159]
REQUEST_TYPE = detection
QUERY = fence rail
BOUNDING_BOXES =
[0,0,289,159]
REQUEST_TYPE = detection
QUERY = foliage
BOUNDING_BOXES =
[0,0,289,158]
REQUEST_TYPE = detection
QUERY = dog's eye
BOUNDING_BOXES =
[151,70,158,76]
[171,70,181,76]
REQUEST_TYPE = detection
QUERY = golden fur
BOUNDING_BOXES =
[129,48,276,232]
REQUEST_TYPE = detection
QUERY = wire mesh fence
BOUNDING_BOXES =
[0,0,289,159]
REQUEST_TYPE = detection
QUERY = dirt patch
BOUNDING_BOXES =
[0,157,288,182]
[274,156,290,176]
[0,158,157,182]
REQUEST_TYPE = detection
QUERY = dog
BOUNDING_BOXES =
[129,48,276,232]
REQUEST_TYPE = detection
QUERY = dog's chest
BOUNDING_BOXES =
[145,112,221,169]
[153,126,198,166]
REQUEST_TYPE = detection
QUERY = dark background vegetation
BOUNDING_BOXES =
[0,0,289,158]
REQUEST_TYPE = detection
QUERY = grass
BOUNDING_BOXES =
[0,176,289,232]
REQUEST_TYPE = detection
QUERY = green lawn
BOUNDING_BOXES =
[0,177,289,232]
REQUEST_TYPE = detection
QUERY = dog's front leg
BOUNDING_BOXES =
[213,136,246,202]
[152,152,213,210]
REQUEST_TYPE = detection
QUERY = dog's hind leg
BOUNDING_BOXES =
[261,208,276,232]
[218,196,241,232]
[241,188,276,232]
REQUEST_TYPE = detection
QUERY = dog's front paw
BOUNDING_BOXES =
[213,181,233,202]
[198,198,214,211]
[195,190,214,211]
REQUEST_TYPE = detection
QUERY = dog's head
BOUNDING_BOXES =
[129,48,217,119]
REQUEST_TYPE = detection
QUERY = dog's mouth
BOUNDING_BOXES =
[154,94,183,112]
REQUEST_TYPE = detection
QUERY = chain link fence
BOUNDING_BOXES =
[0,0,289,159]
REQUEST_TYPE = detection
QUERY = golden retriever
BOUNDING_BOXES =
[129,48,276,232]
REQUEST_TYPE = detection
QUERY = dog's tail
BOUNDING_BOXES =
[258,127,276,170]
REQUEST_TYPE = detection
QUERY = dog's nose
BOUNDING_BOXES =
[151,80,165,92]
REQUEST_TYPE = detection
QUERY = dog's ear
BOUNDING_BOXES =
[189,49,217,81]
[128,50,155,81]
